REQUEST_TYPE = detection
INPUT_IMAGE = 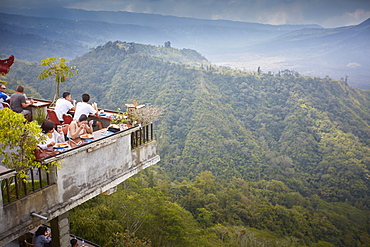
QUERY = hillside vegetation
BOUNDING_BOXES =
[3,41,370,246]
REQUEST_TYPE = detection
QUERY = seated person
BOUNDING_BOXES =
[38,120,65,150]
[67,114,93,140]
[9,85,34,121]
[70,238,79,247]
[55,91,76,123]
[74,93,102,129]
[32,226,51,247]
[0,84,10,110]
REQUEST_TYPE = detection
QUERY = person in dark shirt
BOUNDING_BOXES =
[10,85,34,121]
[70,238,79,247]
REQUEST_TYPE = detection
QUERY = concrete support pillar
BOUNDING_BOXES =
[50,212,70,247]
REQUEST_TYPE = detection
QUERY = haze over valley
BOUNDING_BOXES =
[1,7,369,89]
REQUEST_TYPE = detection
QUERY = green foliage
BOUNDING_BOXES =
[0,108,44,177]
[110,103,164,126]
[209,224,302,247]
[38,57,78,100]
[0,108,59,179]
[70,171,370,246]
[107,231,152,247]
[70,180,210,247]
[33,108,47,126]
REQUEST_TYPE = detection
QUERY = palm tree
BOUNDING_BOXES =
[38,57,78,102]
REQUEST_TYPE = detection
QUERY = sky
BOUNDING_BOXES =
[2,0,370,28]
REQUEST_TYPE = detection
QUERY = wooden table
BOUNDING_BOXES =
[63,129,114,148]
[89,111,115,128]
[67,110,115,129]
[26,99,52,121]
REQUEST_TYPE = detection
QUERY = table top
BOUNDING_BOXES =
[55,128,115,150]
[92,113,113,120]
[67,110,116,121]
[28,100,51,108]
[50,126,130,154]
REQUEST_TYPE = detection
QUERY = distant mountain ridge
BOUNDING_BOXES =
[223,17,370,89]
[0,8,369,88]
[0,7,321,30]
[0,8,316,58]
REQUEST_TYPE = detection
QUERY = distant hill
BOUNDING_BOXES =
[0,8,369,89]
[0,8,319,61]
[0,13,169,61]
[0,7,320,30]
[237,18,370,89]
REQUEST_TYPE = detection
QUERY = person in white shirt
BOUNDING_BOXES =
[55,92,76,123]
[38,120,65,150]
[74,93,102,129]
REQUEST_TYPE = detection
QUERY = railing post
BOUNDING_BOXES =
[140,127,144,145]
[14,176,19,200]
[22,179,27,197]
[131,123,155,149]
[5,178,10,203]
[39,168,43,188]
[145,125,149,143]
[31,168,35,191]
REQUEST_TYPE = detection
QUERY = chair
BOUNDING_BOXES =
[62,113,73,124]
[61,124,69,135]
[47,109,61,125]
[2,102,10,108]
[24,240,35,247]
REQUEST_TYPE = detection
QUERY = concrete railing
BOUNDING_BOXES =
[0,124,160,246]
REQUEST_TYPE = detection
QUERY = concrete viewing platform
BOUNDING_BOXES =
[0,123,160,247]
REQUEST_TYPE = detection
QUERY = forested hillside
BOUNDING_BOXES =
[3,41,370,246]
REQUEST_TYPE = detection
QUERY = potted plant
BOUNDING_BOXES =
[109,101,164,129]
[33,107,47,126]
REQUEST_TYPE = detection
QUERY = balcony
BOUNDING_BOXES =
[0,123,160,246]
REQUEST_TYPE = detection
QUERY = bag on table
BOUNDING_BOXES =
[34,147,58,161]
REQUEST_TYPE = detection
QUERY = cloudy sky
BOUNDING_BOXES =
[2,0,370,28]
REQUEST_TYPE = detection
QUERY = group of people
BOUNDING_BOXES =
[1,84,104,149]
[39,92,103,150]
[0,84,34,121]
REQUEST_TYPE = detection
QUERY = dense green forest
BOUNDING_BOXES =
[2,41,370,246]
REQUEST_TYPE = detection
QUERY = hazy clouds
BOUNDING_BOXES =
[2,0,370,27]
